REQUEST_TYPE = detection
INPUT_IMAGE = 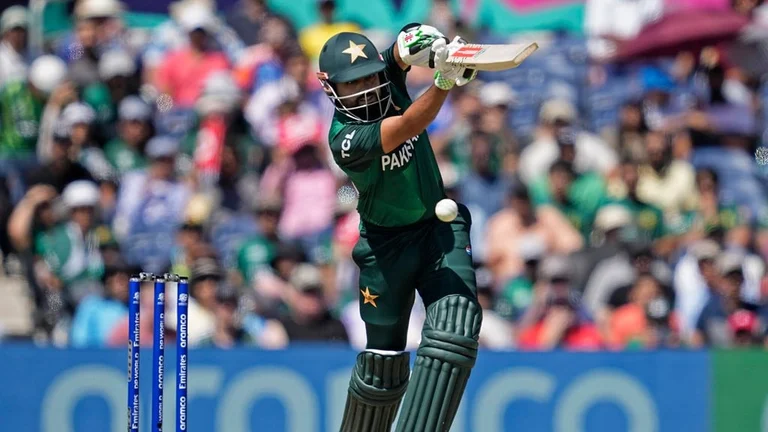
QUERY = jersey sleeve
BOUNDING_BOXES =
[330,122,383,171]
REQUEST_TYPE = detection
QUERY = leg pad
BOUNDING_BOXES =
[340,350,410,432]
[395,295,482,432]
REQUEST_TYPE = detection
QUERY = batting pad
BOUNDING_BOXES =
[395,295,482,432]
[340,350,410,432]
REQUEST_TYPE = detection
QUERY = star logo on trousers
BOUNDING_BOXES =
[361,287,379,307]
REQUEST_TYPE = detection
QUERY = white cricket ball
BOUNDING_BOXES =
[435,198,458,222]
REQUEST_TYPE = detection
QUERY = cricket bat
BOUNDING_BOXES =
[445,42,539,71]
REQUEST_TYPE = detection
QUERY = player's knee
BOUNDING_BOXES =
[365,323,409,351]
[419,294,482,368]
[349,350,410,402]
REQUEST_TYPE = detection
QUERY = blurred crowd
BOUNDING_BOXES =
[1,0,768,352]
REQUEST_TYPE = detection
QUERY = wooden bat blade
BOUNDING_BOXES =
[446,42,539,71]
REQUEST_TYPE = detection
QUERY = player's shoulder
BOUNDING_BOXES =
[328,117,380,149]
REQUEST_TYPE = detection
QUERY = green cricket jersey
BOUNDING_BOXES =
[0,81,44,156]
[328,44,445,227]
[529,171,607,239]
[104,138,147,174]
[236,236,276,283]
[668,204,744,236]
[604,197,666,241]
[35,222,104,284]
[494,275,534,321]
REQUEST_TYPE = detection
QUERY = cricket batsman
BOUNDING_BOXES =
[316,24,482,431]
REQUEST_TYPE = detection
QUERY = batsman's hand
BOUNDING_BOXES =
[432,38,477,90]
[397,24,447,69]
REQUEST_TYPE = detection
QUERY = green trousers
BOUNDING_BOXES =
[352,203,478,350]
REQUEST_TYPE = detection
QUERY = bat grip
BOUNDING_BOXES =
[428,37,451,69]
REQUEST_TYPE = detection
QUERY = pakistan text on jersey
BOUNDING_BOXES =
[381,135,419,171]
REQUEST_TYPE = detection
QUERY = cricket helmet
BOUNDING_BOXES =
[317,32,392,123]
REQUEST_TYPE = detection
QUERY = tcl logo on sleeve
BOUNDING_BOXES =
[341,130,356,158]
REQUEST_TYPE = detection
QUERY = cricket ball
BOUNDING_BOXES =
[435,198,458,222]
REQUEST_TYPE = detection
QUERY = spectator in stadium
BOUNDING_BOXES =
[63,0,127,87]
[476,268,515,349]
[103,96,153,174]
[606,157,673,255]
[7,184,59,323]
[60,102,115,182]
[601,100,649,162]
[518,98,617,185]
[70,259,133,347]
[261,142,336,264]
[83,49,139,141]
[517,255,602,350]
[153,4,230,109]
[608,273,679,349]
[529,159,607,240]
[144,0,245,80]
[299,0,361,61]
[692,251,766,347]
[0,6,29,87]
[195,282,288,348]
[477,81,519,175]
[728,309,766,347]
[112,136,192,241]
[245,51,326,149]
[635,131,698,217]
[182,71,260,202]
[225,0,275,47]
[638,66,689,132]
[675,239,723,340]
[688,168,750,248]
[494,234,544,322]
[0,55,68,200]
[459,131,515,263]
[485,184,582,282]
[185,256,225,345]
[278,263,348,344]
[232,16,299,94]
[579,205,636,311]
[235,197,282,288]
[26,120,95,194]
[7,185,58,256]
[440,82,482,172]
[584,238,675,331]
[34,180,105,318]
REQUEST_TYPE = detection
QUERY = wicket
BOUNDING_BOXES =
[127,272,189,432]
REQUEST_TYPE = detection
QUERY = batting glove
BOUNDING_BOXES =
[432,37,476,90]
[434,67,476,90]
[397,24,447,69]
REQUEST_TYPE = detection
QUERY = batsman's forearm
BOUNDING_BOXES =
[380,84,449,153]
[401,85,449,136]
